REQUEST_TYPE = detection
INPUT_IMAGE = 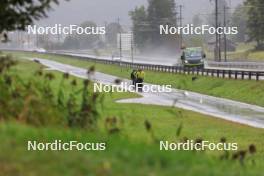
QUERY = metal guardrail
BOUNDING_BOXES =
[52,52,264,81]
[1,49,264,81]
[207,61,264,70]
[52,50,264,70]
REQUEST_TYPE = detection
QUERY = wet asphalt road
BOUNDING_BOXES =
[29,57,264,129]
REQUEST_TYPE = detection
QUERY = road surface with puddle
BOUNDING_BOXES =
[28,57,264,129]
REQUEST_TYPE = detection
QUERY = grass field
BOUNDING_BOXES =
[248,51,264,60]
[5,51,264,107]
[205,42,264,61]
[0,51,264,175]
[3,122,263,176]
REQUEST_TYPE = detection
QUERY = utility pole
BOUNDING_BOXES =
[17,31,20,48]
[16,31,19,48]
[27,33,30,49]
[117,17,122,61]
[131,32,134,63]
[57,33,61,44]
[219,22,221,62]
[179,5,183,47]
[223,5,228,62]
[215,0,219,61]
[176,4,184,47]
[36,33,39,48]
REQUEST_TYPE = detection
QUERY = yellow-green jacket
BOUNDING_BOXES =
[136,71,145,79]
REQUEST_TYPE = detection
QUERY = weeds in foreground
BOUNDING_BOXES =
[0,55,103,129]
[143,116,257,166]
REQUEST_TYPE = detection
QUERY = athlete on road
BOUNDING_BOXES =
[136,69,145,92]
[130,69,137,87]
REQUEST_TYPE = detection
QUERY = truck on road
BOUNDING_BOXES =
[181,47,206,68]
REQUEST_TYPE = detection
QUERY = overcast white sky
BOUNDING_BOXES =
[38,0,243,26]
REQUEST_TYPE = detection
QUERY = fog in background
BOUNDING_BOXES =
[38,0,243,26]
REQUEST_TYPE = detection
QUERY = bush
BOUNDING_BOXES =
[0,55,101,129]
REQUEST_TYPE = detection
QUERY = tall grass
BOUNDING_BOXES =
[0,55,102,129]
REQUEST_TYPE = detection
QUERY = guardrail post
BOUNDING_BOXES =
[48,52,264,82]
[228,70,231,79]
[191,68,194,75]
[180,67,183,74]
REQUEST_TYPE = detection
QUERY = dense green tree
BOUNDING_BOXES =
[130,0,178,52]
[62,21,102,50]
[147,0,177,26]
[105,22,123,47]
[147,0,177,45]
[192,14,203,27]
[78,21,101,49]
[0,0,65,41]
[244,0,264,49]
[231,4,247,43]
[129,6,148,51]
[63,35,80,49]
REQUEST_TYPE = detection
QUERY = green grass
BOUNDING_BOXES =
[205,43,264,61]
[248,51,264,60]
[1,52,264,175]
[234,43,264,61]
[5,51,264,107]
[2,122,262,176]
[9,54,263,144]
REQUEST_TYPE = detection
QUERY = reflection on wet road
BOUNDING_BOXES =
[29,57,264,129]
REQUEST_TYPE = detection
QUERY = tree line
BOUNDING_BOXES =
[0,0,263,50]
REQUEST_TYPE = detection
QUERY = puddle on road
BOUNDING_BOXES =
[33,57,264,128]
[178,93,264,125]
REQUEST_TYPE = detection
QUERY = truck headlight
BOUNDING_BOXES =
[184,60,188,64]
